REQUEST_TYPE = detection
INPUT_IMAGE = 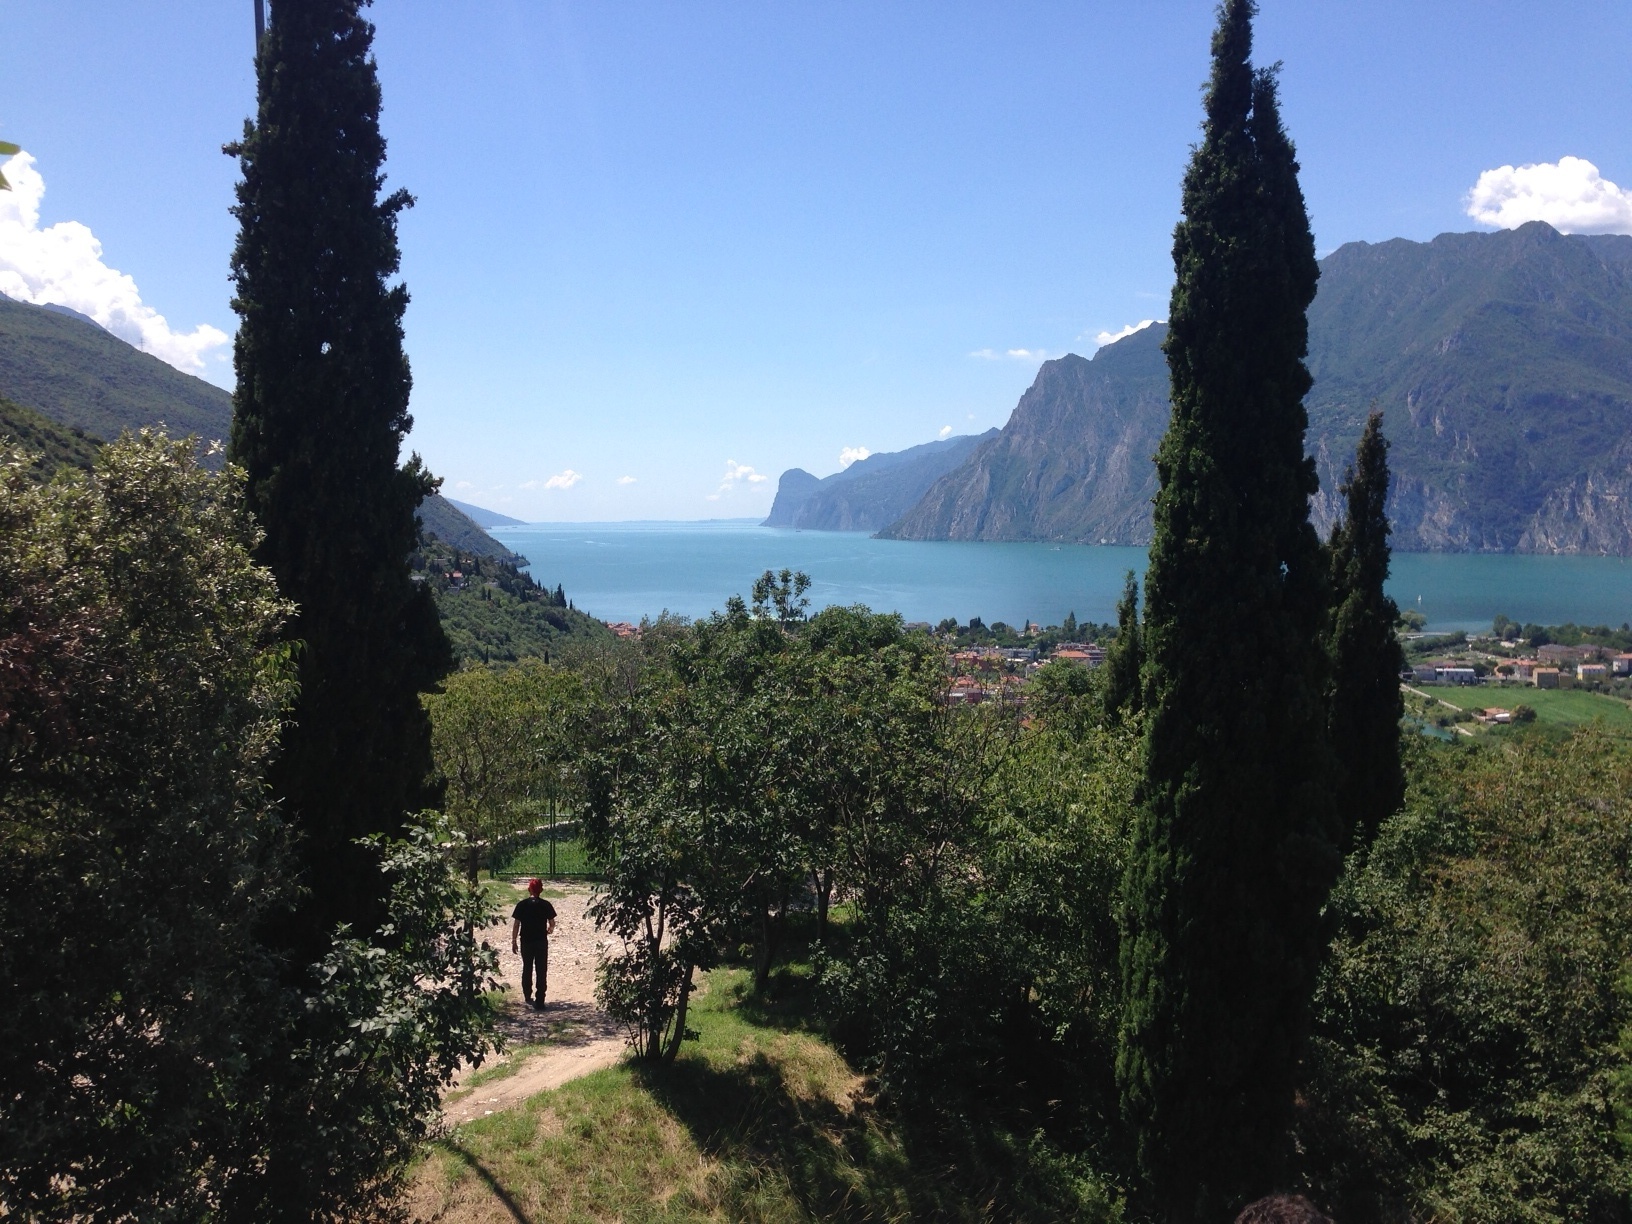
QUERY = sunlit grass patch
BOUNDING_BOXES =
[411,964,1119,1222]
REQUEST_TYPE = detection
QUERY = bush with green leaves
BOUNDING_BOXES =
[0,434,499,1219]
[1301,732,1632,1222]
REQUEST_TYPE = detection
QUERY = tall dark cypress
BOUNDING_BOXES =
[1102,570,1143,721]
[1327,410,1404,847]
[228,0,450,955]
[1117,3,1340,1217]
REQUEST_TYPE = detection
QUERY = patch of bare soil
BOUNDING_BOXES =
[441,883,626,1127]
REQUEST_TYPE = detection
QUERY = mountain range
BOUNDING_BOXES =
[763,430,998,531]
[0,293,518,562]
[876,223,1632,554]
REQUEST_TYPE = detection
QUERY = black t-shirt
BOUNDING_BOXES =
[512,896,556,942]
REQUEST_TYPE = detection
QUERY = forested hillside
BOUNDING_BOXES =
[416,536,610,664]
[0,394,100,479]
[0,292,520,563]
[884,224,1632,553]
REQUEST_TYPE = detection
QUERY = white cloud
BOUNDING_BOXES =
[938,425,952,439]
[1093,318,1161,348]
[543,469,582,490]
[0,152,230,375]
[711,459,769,500]
[1465,156,1632,235]
[970,347,1051,361]
[454,480,474,489]
[617,475,637,485]
[839,445,871,469]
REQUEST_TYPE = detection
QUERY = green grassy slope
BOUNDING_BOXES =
[414,965,1122,1223]
[1415,682,1632,733]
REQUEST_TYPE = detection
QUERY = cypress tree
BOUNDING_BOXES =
[1327,410,1405,846]
[228,0,450,955]
[1117,2,1340,1216]
[1102,570,1143,720]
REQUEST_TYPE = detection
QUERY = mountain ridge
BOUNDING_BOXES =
[763,430,999,532]
[0,292,516,562]
[883,224,1632,554]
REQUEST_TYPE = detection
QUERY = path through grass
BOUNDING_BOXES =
[410,966,1122,1223]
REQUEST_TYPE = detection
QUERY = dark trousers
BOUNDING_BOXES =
[520,938,548,1003]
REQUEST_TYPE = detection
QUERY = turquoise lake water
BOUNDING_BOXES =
[491,520,1632,633]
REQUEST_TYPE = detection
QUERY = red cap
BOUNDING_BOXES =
[527,878,543,895]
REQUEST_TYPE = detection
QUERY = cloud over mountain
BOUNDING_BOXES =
[1094,318,1162,348]
[1465,156,1632,236]
[0,152,229,375]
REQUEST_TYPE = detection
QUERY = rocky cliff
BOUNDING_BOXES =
[884,224,1632,554]
[878,328,1167,543]
[763,431,997,532]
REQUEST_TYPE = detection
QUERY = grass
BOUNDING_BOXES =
[410,963,1123,1223]
[490,837,599,880]
[1411,682,1632,733]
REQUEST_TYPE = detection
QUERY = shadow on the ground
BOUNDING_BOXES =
[633,1048,929,1221]
[490,997,621,1052]
[440,1140,536,1224]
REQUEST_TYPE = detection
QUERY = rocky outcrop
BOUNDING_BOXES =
[879,328,1168,543]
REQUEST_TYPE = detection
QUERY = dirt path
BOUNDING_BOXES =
[442,883,626,1127]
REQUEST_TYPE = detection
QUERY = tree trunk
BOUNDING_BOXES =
[467,841,480,887]
[662,960,695,1064]
[754,891,788,995]
[815,867,833,942]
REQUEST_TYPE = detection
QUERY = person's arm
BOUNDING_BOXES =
[510,916,521,953]
[547,915,556,936]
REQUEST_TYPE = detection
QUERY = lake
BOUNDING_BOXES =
[490,520,1632,634]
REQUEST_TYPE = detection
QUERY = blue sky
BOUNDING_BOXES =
[3,2,1629,520]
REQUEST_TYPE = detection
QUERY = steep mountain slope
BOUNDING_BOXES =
[0,293,514,560]
[1304,223,1632,551]
[878,332,1166,543]
[0,293,235,447]
[885,224,1632,553]
[763,430,998,531]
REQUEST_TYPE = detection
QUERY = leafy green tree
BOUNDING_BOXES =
[1302,733,1632,1221]
[425,659,584,882]
[227,0,449,953]
[1118,2,1338,1215]
[0,433,294,1217]
[1327,410,1405,847]
[579,638,716,1061]
[1101,570,1143,721]
[241,818,500,1218]
[0,140,19,190]
[0,434,500,1219]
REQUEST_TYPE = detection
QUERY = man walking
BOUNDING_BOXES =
[511,878,557,1010]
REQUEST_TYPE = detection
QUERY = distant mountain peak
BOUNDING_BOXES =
[763,432,998,532]
[445,498,526,528]
[881,226,1632,555]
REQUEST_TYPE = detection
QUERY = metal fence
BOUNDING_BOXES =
[487,820,603,881]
